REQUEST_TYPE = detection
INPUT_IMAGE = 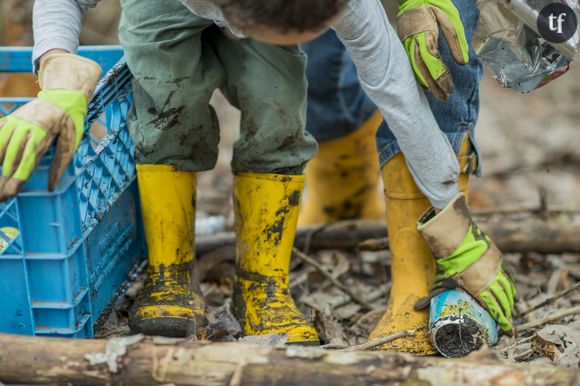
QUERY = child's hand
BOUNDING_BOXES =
[397,0,469,100]
[414,193,517,335]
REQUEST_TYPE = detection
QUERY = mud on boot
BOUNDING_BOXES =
[129,263,206,337]
[233,172,319,345]
[299,111,385,227]
[232,270,318,345]
[133,164,206,337]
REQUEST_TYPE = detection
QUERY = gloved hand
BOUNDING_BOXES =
[397,0,470,100]
[415,193,517,335]
[0,53,102,201]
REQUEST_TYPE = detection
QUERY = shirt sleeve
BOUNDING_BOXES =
[331,0,460,209]
[32,0,100,66]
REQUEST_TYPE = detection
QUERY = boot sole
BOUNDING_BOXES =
[130,317,202,338]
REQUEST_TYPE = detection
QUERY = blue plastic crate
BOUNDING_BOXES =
[0,47,146,338]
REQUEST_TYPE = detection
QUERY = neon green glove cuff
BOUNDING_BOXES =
[434,225,517,332]
[38,89,88,147]
[0,53,101,202]
[416,194,517,334]
[0,89,87,184]
[435,224,490,280]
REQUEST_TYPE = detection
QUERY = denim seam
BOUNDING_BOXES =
[378,128,483,176]
[336,50,357,126]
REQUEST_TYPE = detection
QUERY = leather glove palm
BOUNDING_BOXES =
[397,0,470,100]
[0,54,102,200]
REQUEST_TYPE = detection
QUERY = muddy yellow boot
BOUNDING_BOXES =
[129,165,205,337]
[369,140,474,354]
[233,173,319,345]
[299,111,385,226]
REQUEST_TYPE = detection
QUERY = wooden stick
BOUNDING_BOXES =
[500,335,536,353]
[292,248,375,311]
[196,219,580,255]
[520,282,580,316]
[472,205,580,216]
[0,334,578,386]
[517,305,580,332]
[342,330,416,351]
[332,284,390,311]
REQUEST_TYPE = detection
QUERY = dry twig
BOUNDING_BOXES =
[331,284,390,311]
[501,335,536,353]
[197,219,580,254]
[292,248,374,311]
[472,206,580,217]
[520,281,580,316]
[302,223,332,255]
[518,305,580,333]
[342,330,417,351]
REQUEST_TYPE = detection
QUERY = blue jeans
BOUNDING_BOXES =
[303,0,483,175]
[302,30,376,143]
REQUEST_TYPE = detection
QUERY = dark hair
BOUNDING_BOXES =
[214,0,349,33]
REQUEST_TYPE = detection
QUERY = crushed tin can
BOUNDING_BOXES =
[430,289,499,358]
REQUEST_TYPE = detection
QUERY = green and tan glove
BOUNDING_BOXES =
[397,0,470,100]
[0,53,102,201]
[415,193,517,335]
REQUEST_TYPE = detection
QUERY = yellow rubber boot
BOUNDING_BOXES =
[233,173,319,345]
[129,165,205,337]
[369,140,474,354]
[299,111,385,226]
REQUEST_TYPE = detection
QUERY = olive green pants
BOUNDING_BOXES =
[119,0,317,174]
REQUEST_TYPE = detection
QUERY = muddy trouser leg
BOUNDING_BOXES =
[119,0,225,171]
[206,35,319,343]
[207,34,317,174]
[118,0,224,337]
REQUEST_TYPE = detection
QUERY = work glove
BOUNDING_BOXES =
[414,193,517,335]
[0,53,102,201]
[397,0,470,100]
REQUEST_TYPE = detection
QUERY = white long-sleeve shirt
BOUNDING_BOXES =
[32,0,460,209]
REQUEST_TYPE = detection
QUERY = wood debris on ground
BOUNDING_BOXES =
[97,204,580,369]
[94,62,580,370]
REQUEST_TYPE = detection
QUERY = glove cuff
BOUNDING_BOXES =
[416,193,503,297]
[416,193,471,258]
[38,53,102,101]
